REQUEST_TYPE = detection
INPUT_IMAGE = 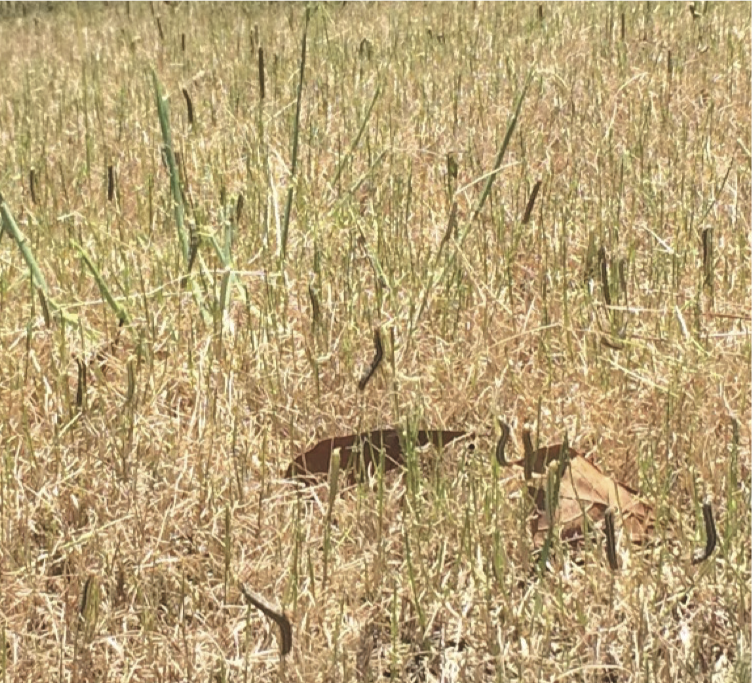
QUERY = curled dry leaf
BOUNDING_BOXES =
[358,327,384,391]
[496,422,572,475]
[285,429,469,482]
[691,501,717,565]
[240,583,292,656]
[496,423,654,546]
[604,508,619,571]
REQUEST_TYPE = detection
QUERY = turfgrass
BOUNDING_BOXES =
[0,2,749,681]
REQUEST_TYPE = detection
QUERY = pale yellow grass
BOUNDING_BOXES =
[0,2,749,682]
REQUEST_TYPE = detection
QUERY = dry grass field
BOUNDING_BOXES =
[0,2,750,681]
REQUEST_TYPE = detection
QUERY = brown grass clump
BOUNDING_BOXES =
[0,2,749,681]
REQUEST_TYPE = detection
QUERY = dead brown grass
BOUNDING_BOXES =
[0,2,749,681]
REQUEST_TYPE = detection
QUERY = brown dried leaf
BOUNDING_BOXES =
[529,453,654,546]
[285,429,469,482]
[497,426,653,546]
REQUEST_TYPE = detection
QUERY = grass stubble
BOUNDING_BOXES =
[0,2,749,681]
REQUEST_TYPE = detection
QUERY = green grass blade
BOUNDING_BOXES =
[70,240,131,325]
[280,8,310,261]
[464,68,535,238]
[410,70,534,336]
[0,197,77,326]
[151,68,189,266]
[151,70,214,323]
[1,199,50,294]
[330,82,381,190]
